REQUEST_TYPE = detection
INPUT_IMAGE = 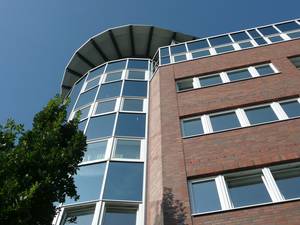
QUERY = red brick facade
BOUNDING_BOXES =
[147,39,300,225]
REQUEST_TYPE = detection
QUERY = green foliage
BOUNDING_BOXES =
[0,95,87,225]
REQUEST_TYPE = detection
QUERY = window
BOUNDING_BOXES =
[105,71,122,82]
[226,173,271,208]
[227,69,252,81]
[239,41,253,49]
[192,50,211,59]
[115,113,146,137]
[102,206,137,225]
[160,47,169,57]
[122,99,144,112]
[255,64,275,76]
[268,35,284,43]
[84,77,100,91]
[209,35,232,46]
[78,119,88,132]
[276,21,300,32]
[230,31,250,42]
[272,166,300,200]
[122,81,147,97]
[74,105,91,121]
[189,162,300,215]
[174,54,187,62]
[105,60,126,73]
[97,81,122,100]
[190,180,221,214]
[127,70,146,80]
[82,140,107,162]
[94,99,116,115]
[88,65,105,80]
[75,87,98,110]
[199,74,222,87]
[181,118,203,137]
[176,78,194,91]
[210,112,241,132]
[280,100,300,118]
[65,163,106,204]
[215,45,234,54]
[289,56,300,70]
[113,139,141,159]
[245,105,278,125]
[85,114,116,140]
[187,40,209,51]
[287,31,300,39]
[258,26,279,35]
[103,162,143,201]
[161,56,170,65]
[170,44,187,55]
[67,78,85,117]
[127,59,148,70]
[63,207,95,225]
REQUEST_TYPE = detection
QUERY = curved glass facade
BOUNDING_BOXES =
[57,58,150,225]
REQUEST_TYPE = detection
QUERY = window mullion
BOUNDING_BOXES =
[201,115,213,134]
[270,102,289,120]
[193,77,201,88]
[262,168,285,202]
[53,207,65,225]
[235,108,250,127]
[215,175,233,209]
[248,66,260,77]
[92,201,103,225]
[220,72,230,83]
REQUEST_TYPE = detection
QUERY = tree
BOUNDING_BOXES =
[0,96,87,225]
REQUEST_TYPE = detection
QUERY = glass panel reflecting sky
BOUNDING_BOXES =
[115,113,145,137]
[65,163,106,204]
[75,106,90,121]
[75,87,98,110]
[170,44,187,54]
[88,65,105,80]
[209,35,232,46]
[97,81,122,100]
[83,140,107,162]
[227,174,271,208]
[187,39,209,51]
[84,77,100,91]
[258,26,279,35]
[113,139,141,159]
[95,99,116,114]
[127,60,148,70]
[231,31,250,42]
[255,65,274,76]
[192,50,210,59]
[199,74,222,87]
[64,210,94,225]
[105,60,126,72]
[191,180,221,213]
[215,45,234,53]
[280,101,300,118]
[245,106,278,125]
[103,162,143,201]
[177,79,193,91]
[85,114,116,140]
[276,21,300,32]
[78,119,87,132]
[160,47,169,57]
[182,118,203,137]
[122,99,143,112]
[128,70,146,80]
[105,71,122,82]
[122,81,147,97]
[102,207,137,225]
[210,112,240,132]
[67,78,85,117]
[227,69,252,81]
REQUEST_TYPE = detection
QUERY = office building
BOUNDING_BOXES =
[54,18,300,225]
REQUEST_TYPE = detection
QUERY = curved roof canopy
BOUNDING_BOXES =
[61,24,198,96]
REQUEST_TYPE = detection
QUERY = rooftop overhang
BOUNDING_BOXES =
[61,24,198,96]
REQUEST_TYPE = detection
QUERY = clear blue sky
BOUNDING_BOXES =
[0,0,299,129]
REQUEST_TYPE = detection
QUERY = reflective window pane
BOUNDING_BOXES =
[64,209,94,225]
[161,56,170,65]
[289,56,300,69]
[199,74,222,87]
[115,113,146,137]
[83,140,107,162]
[248,29,261,38]
[210,112,241,132]
[174,54,187,62]
[231,32,250,42]
[215,45,234,54]
[176,78,193,91]
[75,106,90,120]
[190,180,221,214]
[276,21,300,32]
[122,81,147,97]
[122,99,144,112]
[88,65,105,80]
[287,31,300,39]
[258,26,279,35]
[170,44,187,54]
[269,35,283,43]
[273,167,300,200]
[227,174,271,208]
[65,163,106,204]
[182,118,203,137]
[84,77,100,91]
[239,41,253,49]
[255,64,275,76]
[102,207,137,225]
[209,35,232,46]
[187,39,210,51]
[128,70,146,80]
[78,119,87,132]
[160,47,169,57]
[227,69,252,81]
[254,37,267,45]
[103,162,143,201]
[95,100,116,114]
[85,114,116,140]
[245,105,278,125]
[97,81,122,100]
[75,87,97,109]
[127,60,148,70]
[280,101,300,118]
[105,71,122,82]
[105,60,126,73]
[113,139,141,159]
[67,78,85,117]
[192,50,211,59]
